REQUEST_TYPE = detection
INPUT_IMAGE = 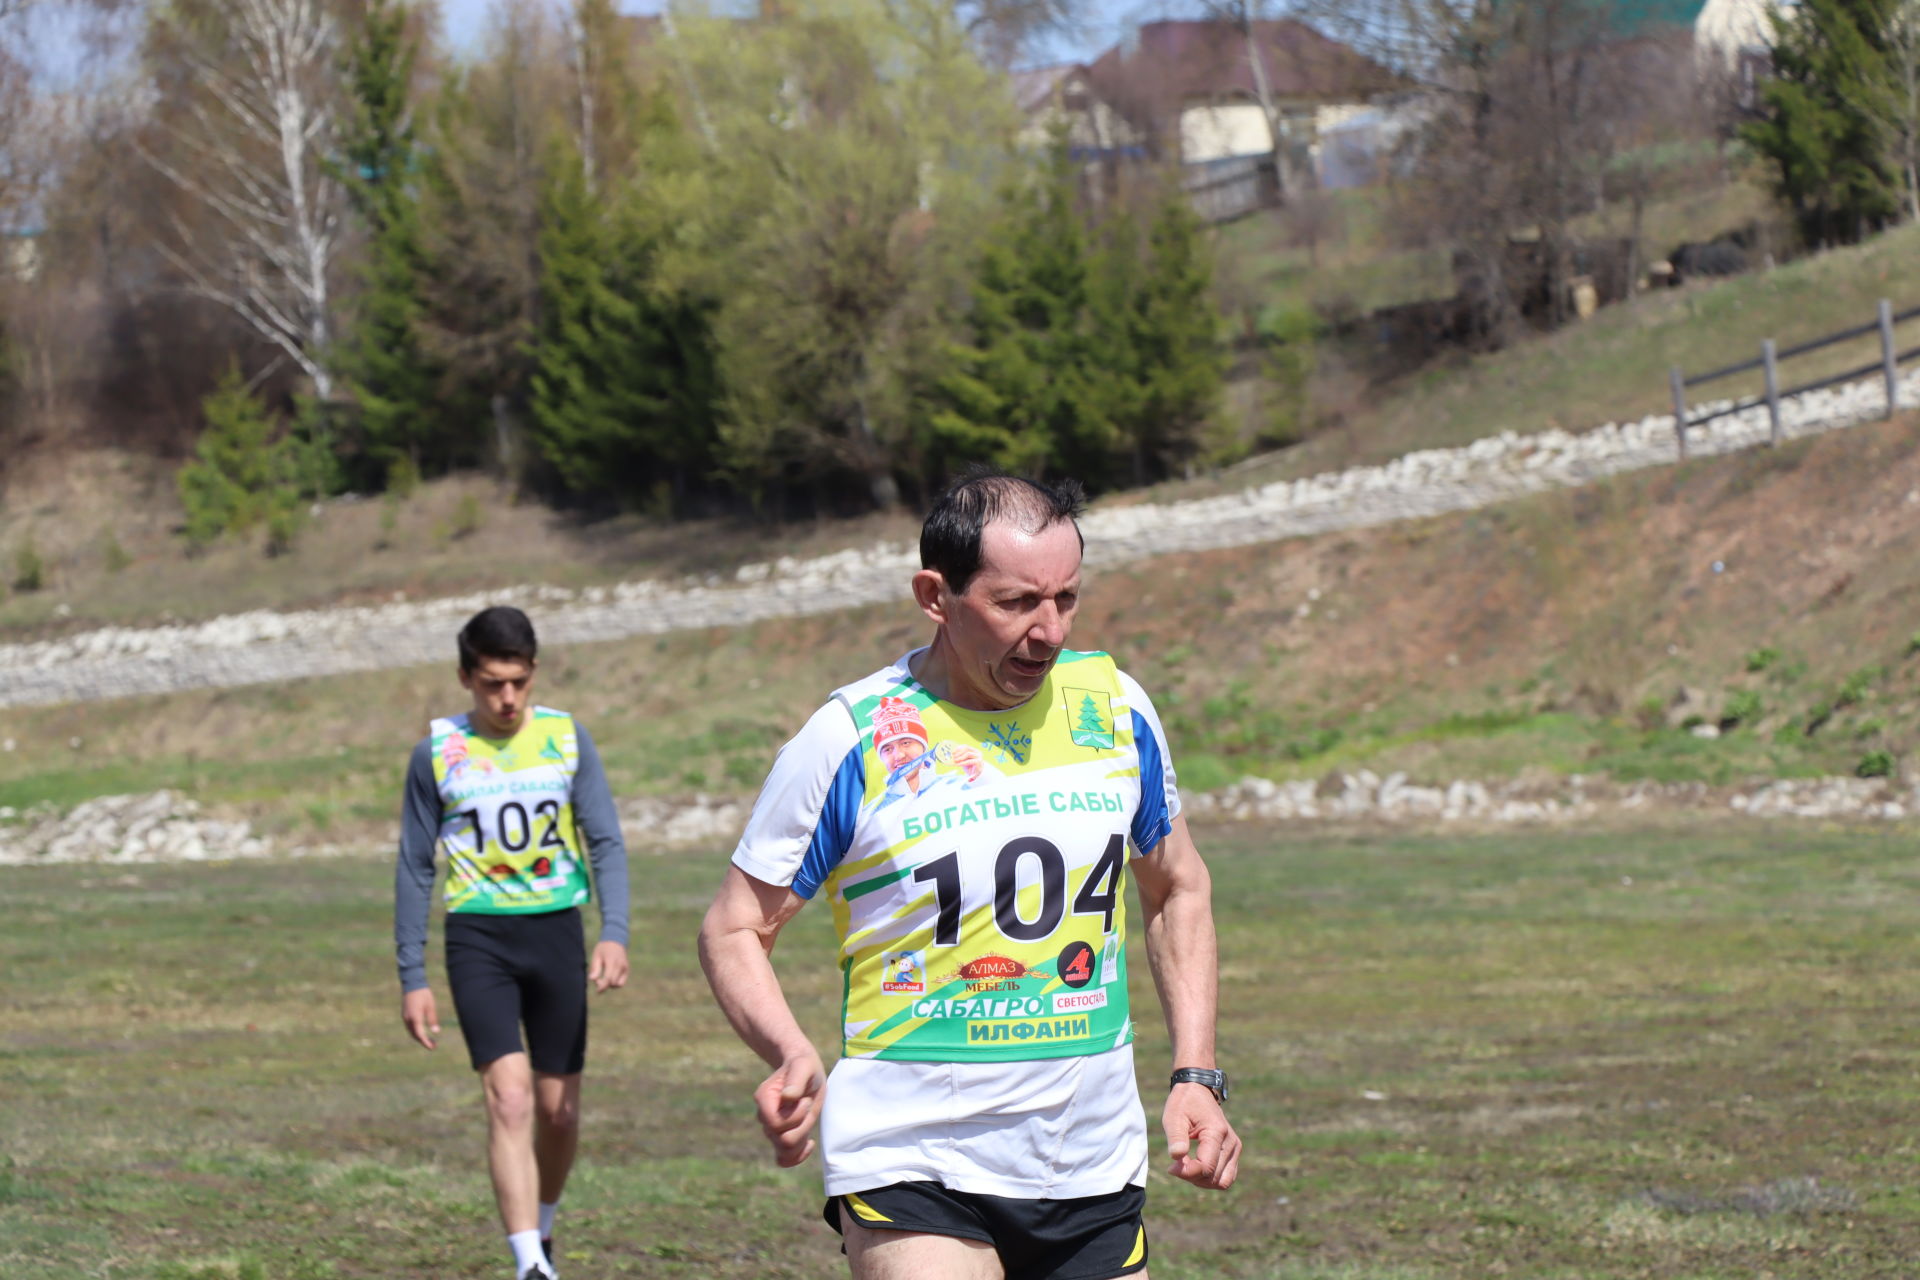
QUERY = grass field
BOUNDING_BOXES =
[6,819,1919,1278]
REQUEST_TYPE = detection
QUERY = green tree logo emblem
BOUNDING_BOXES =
[1067,690,1115,750]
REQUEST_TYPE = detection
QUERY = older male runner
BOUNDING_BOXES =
[699,469,1238,1280]
[394,606,631,1280]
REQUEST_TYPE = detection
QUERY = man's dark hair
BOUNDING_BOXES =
[920,466,1087,594]
[457,606,538,671]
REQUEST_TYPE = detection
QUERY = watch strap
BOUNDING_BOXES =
[1169,1067,1228,1102]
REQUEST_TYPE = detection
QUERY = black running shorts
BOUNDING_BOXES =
[825,1182,1148,1280]
[443,907,588,1074]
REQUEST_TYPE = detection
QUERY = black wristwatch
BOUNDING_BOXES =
[1169,1067,1228,1103]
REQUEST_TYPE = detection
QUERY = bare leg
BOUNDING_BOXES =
[533,1072,582,1207]
[841,1204,1005,1280]
[481,1052,539,1234]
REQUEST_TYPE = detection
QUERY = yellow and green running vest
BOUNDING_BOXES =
[430,707,592,914]
[810,651,1170,1063]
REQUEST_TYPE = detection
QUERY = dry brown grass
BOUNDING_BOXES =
[0,456,921,636]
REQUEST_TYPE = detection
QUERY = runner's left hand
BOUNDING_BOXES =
[755,1050,827,1167]
[1163,1085,1241,1191]
[590,941,630,993]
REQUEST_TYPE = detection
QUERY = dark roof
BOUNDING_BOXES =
[1087,19,1401,114]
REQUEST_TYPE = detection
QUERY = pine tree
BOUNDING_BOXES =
[1745,0,1903,245]
[1090,187,1223,485]
[336,0,457,480]
[930,145,1115,485]
[527,128,720,510]
[1075,693,1105,734]
[178,365,307,552]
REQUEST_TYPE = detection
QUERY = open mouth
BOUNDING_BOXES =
[1007,655,1052,680]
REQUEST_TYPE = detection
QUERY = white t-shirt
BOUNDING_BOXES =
[732,649,1182,1198]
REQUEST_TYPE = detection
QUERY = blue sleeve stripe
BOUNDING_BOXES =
[793,746,866,899]
[1131,710,1172,855]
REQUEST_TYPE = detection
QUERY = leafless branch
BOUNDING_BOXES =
[141,0,343,397]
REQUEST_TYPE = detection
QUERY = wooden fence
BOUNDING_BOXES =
[1668,299,1920,458]
[1181,156,1279,225]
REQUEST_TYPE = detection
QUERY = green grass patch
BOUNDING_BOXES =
[8,825,1920,1275]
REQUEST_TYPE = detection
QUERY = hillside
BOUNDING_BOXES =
[6,401,1920,846]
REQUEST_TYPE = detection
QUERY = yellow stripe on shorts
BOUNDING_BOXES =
[844,1192,892,1223]
[1124,1224,1146,1267]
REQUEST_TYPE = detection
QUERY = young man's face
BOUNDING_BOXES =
[938,519,1082,711]
[458,656,535,737]
[877,735,928,777]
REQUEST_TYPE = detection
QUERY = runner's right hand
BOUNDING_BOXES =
[402,987,440,1050]
[754,1050,826,1167]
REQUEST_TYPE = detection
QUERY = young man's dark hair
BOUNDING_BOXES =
[919,465,1087,595]
[458,606,540,671]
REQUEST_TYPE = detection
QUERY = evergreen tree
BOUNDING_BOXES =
[409,30,561,482]
[336,0,458,480]
[178,365,308,553]
[1075,693,1105,734]
[1105,187,1224,484]
[528,129,720,510]
[1745,0,1903,245]
[930,145,1115,485]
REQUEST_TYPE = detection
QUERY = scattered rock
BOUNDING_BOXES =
[1184,771,1920,827]
[7,769,1920,868]
[0,791,266,865]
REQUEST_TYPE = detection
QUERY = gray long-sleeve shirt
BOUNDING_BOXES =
[393,722,631,991]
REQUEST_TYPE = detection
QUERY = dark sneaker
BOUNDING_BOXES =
[520,1267,556,1280]
[542,1238,554,1265]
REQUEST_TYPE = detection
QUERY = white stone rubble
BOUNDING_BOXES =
[2,773,1912,868]
[1184,770,1918,825]
[0,790,267,865]
[5,365,1918,710]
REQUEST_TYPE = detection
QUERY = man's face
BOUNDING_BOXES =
[878,735,928,776]
[939,519,1082,711]
[458,656,535,737]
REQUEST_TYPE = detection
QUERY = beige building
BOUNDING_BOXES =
[1084,19,1401,171]
[1693,0,1788,67]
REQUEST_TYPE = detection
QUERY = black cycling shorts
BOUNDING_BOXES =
[444,907,588,1074]
[825,1182,1147,1280]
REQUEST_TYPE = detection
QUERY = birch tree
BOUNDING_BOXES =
[141,0,345,398]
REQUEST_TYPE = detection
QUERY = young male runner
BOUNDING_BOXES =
[699,470,1239,1280]
[394,606,631,1280]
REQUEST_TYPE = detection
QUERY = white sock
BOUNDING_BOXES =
[508,1229,549,1276]
[538,1199,559,1239]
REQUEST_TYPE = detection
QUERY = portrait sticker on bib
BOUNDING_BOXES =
[864,696,1000,816]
